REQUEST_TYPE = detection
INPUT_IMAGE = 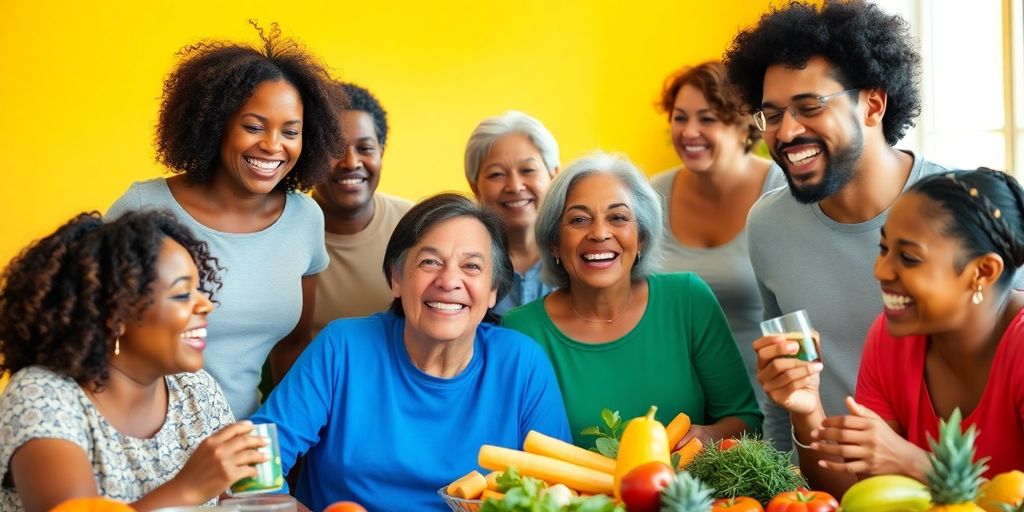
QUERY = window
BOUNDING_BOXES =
[876,0,1022,175]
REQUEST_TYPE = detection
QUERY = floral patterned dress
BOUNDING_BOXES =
[0,366,234,508]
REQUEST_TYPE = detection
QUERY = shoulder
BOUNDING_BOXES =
[169,369,224,398]
[747,186,796,239]
[377,192,414,212]
[284,191,325,217]
[501,297,548,328]
[105,178,169,219]
[319,312,397,348]
[1,366,79,402]
[649,272,716,308]
[649,168,680,193]
[862,313,921,363]
[477,322,549,365]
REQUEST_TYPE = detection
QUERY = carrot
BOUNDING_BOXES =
[523,430,616,475]
[480,489,505,500]
[673,437,703,470]
[447,470,487,499]
[665,412,691,451]
[478,445,615,495]
[484,471,503,491]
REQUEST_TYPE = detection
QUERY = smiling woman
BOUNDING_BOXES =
[104,23,346,419]
[249,193,570,510]
[502,151,763,449]
[0,210,266,510]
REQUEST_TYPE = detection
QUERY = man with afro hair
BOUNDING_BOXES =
[723,0,946,470]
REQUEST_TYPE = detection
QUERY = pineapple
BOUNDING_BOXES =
[998,502,1024,512]
[660,471,714,512]
[926,408,990,511]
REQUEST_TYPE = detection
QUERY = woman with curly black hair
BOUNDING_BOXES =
[0,210,267,510]
[107,23,345,418]
[722,0,949,452]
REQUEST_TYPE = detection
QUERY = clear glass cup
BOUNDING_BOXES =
[219,494,296,512]
[760,309,821,362]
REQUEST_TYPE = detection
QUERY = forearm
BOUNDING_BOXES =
[130,478,205,511]
[703,416,755,441]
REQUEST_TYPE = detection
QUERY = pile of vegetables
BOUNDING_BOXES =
[476,467,625,512]
[685,436,805,505]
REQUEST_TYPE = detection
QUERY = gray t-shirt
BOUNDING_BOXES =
[106,179,329,418]
[748,152,945,451]
[651,165,786,409]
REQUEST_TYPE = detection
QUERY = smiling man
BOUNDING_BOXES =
[723,0,946,453]
[311,83,412,336]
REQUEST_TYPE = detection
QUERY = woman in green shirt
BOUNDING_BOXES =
[503,151,762,449]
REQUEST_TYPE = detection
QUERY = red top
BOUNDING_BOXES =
[855,308,1024,476]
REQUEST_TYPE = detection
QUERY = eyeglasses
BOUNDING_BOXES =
[752,88,860,132]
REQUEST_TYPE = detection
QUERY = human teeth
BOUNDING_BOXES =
[181,327,207,339]
[338,178,364,185]
[882,293,914,309]
[504,199,530,208]
[684,146,707,152]
[583,252,615,261]
[245,157,282,170]
[786,148,821,163]
[427,302,464,311]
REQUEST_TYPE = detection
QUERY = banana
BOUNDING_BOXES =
[840,474,932,512]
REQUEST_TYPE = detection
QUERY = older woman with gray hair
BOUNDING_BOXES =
[251,193,570,510]
[503,152,762,449]
[465,110,560,315]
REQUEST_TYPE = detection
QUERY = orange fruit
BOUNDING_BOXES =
[978,470,1024,512]
[50,497,135,512]
[323,501,368,512]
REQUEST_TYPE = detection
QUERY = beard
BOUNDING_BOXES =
[774,124,864,204]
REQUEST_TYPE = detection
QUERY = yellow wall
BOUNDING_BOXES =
[0,0,777,269]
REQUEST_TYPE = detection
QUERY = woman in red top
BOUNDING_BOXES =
[756,168,1024,493]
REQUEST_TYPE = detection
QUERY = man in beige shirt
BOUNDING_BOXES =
[312,83,412,337]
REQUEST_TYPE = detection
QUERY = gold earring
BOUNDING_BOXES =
[972,284,984,305]
[114,338,120,356]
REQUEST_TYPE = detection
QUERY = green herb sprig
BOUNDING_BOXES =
[684,435,805,505]
[580,408,622,458]
[478,467,624,512]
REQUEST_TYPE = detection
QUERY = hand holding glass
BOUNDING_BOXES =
[760,309,821,362]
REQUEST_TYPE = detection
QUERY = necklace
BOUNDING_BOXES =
[569,289,633,324]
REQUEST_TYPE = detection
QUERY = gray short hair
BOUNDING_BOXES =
[535,152,664,289]
[464,110,560,185]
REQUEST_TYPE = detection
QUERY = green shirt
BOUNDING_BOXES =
[502,273,763,448]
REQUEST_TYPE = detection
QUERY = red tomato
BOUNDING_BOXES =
[620,461,676,512]
[713,496,764,511]
[719,438,741,451]
[323,502,368,512]
[766,490,838,512]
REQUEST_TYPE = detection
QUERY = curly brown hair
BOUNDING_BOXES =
[0,210,221,390]
[658,61,762,153]
[156,21,346,192]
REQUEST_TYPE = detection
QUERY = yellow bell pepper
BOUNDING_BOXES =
[613,405,671,500]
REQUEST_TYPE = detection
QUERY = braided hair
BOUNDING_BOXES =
[909,168,1024,289]
[0,210,221,390]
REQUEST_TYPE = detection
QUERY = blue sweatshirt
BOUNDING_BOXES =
[251,312,571,511]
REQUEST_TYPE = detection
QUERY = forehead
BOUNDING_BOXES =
[238,79,303,116]
[156,238,196,283]
[674,84,711,109]
[412,216,493,258]
[761,56,844,104]
[565,173,632,208]
[885,192,952,242]
[341,110,378,140]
